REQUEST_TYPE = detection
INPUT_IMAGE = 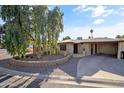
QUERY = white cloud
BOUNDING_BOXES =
[116,7,124,16]
[72,5,86,12]
[92,6,113,17]
[93,19,104,25]
[116,21,124,26]
[73,5,113,18]
[113,6,124,16]
[83,7,94,12]
[120,7,124,10]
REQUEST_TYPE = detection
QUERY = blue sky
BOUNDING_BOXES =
[58,5,124,40]
[1,5,124,40]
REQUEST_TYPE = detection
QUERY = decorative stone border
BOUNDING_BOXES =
[10,55,71,67]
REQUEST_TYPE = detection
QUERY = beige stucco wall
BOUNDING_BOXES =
[84,43,91,56]
[78,44,83,54]
[60,43,91,56]
[78,43,91,56]
[66,43,73,55]
[117,42,124,59]
[97,43,118,55]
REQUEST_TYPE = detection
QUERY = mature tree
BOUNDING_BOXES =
[0,5,64,59]
[47,6,64,54]
[77,37,83,40]
[31,6,63,56]
[63,36,71,40]
[31,5,48,58]
[0,5,31,59]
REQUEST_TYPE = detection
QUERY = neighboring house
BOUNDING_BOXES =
[58,38,124,59]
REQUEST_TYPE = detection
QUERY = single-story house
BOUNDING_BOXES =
[58,38,124,59]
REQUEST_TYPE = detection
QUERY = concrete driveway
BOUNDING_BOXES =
[77,55,124,80]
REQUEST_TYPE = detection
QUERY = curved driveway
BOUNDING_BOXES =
[77,55,124,80]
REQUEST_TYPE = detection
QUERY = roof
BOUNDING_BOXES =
[58,38,124,44]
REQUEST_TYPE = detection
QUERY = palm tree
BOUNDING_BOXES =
[90,29,93,39]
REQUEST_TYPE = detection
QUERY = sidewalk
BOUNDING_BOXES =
[0,67,124,88]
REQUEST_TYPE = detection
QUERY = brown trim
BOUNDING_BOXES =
[58,42,73,44]
[75,41,119,44]
[118,40,124,42]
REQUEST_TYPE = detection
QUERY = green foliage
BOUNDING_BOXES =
[0,5,64,59]
[31,6,48,54]
[116,35,124,39]
[63,36,71,40]
[31,6,63,55]
[47,6,64,54]
[77,37,83,40]
[1,6,31,59]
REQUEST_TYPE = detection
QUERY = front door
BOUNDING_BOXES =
[73,44,78,54]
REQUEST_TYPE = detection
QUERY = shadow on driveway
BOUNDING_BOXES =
[77,55,124,78]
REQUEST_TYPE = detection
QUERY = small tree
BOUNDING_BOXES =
[77,37,82,40]
[116,35,124,39]
[63,36,71,40]
[122,35,124,38]
[116,35,121,38]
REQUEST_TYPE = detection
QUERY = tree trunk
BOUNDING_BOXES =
[33,45,42,59]
[33,45,37,55]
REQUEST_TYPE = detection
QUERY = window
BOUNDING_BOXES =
[60,44,66,51]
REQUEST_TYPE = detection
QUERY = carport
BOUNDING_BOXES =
[90,42,118,56]
[75,38,119,57]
